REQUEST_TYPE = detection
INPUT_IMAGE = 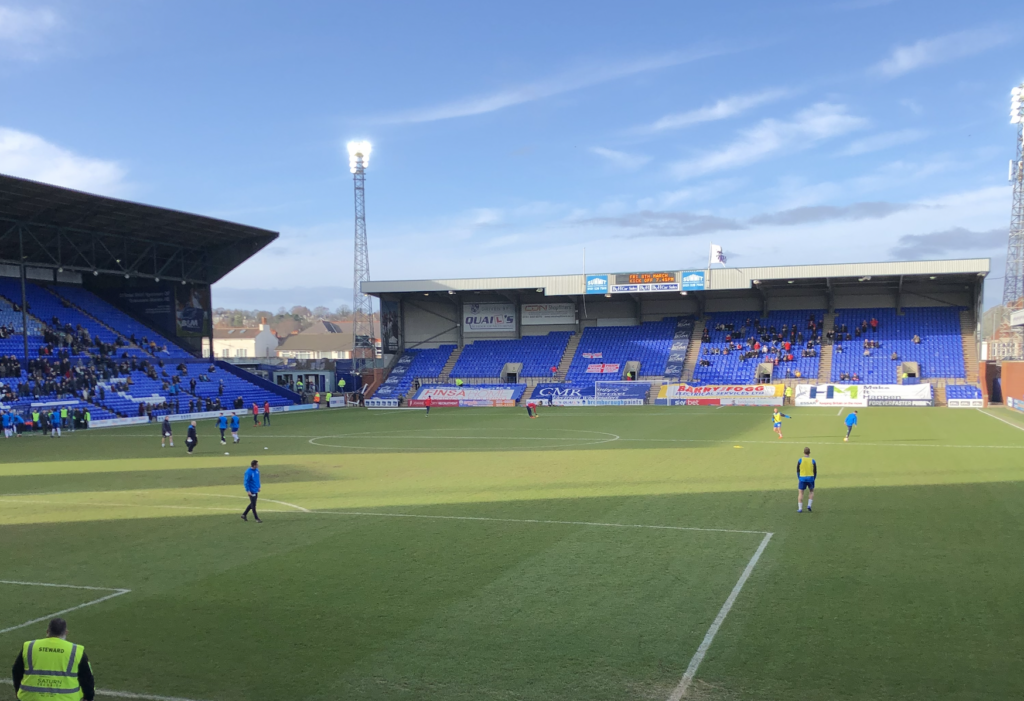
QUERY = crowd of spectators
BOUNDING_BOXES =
[702,314,826,371]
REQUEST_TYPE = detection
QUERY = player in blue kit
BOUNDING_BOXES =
[844,410,858,442]
[217,413,228,445]
[229,412,240,444]
[797,447,816,513]
[772,409,791,439]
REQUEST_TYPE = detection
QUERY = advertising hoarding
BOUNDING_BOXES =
[463,303,516,333]
[521,303,576,325]
[655,383,784,406]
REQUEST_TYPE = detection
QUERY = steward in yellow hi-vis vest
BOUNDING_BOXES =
[12,618,94,701]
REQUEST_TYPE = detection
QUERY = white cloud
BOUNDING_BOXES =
[0,127,127,195]
[643,88,790,132]
[670,103,867,179]
[589,146,651,170]
[381,48,724,124]
[840,129,926,156]
[0,6,59,51]
[874,29,1009,78]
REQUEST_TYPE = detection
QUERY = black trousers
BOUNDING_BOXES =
[262,413,269,425]
[243,494,259,518]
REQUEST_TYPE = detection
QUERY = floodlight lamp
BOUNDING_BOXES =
[347,140,372,172]
[93,270,98,276]
[57,267,63,273]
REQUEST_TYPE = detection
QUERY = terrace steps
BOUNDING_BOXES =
[438,346,462,382]
[680,319,705,382]
[554,332,581,382]
[816,312,837,382]
[959,310,979,384]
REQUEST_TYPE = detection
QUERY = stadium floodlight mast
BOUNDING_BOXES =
[347,140,375,363]
[1000,84,1024,357]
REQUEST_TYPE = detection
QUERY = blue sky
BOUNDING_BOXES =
[0,0,1021,310]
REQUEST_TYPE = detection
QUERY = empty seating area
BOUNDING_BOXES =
[450,332,572,379]
[0,295,43,335]
[374,345,456,398]
[693,311,823,384]
[564,319,676,384]
[946,385,982,400]
[830,307,965,383]
[185,363,293,411]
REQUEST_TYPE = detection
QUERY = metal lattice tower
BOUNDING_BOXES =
[348,141,374,358]
[1000,86,1024,354]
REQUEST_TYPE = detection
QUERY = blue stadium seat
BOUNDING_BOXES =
[450,332,572,379]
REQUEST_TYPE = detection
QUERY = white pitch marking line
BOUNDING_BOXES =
[837,408,843,416]
[306,509,770,535]
[0,679,206,701]
[0,498,290,513]
[668,532,774,700]
[0,581,131,635]
[190,493,310,512]
[978,408,1024,432]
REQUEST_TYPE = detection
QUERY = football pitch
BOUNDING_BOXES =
[1,405,1023,700]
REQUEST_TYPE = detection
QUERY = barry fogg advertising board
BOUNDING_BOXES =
[463,303,516,333]
[521,303,576,325]
[794,384,933,407]
[655,383,784,406]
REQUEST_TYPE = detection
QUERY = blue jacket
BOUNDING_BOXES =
[230,415,240,430]
[845,413,858,427]
[217,416,228,429]
[244,467,261,493]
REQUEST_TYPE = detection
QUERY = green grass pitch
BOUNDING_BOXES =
[2,405,1023,700]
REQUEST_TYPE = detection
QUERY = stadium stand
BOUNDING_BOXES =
[450,332,572,380]
[0,279,298,421]
[52,284,193,358]
[692,311,823,384]
[830,307,965,383]
[373,345,456,399]
[945,385,983,400]
[564,319,677,384]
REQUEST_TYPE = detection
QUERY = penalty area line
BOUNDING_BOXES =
[0,679,205,701]
[668,531,774,700]
[0,583,131,636]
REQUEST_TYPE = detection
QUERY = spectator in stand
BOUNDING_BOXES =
[891,351,899,361]
[913,334,922,344]
[870,317,878,333]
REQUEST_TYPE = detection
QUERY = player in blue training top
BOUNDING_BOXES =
[217,413,228,445]
[229,412,241,444]
[772,408,792,439]
[797,446,816,513]
[844,410,858,442]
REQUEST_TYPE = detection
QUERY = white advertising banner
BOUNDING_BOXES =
[463,303,516,333]
[89,416,150,429]
[521,303,575,326]
[417,387,519,401]
[795,384,932,407]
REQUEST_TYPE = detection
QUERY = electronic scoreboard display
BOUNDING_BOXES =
[613,272,678,284]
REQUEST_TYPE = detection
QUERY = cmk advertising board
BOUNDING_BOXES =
[521,303,576,325]
[463,303,516,333]
[655,383,784,406]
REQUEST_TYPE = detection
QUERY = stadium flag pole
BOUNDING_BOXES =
[581,246,587,323]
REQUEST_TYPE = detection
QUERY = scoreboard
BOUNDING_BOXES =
[610,271,680,293]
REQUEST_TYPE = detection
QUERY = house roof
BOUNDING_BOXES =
[276,333,354,352]
[213,328,267,339]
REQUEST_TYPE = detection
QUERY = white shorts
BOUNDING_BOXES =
[163,431,172,437]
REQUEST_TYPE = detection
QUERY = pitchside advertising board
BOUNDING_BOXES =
[948,398,984,408]
[463,303,516,333]
[410,386,521,407]
[655,383,784,406]
[794,384,934,407]
[533,382,649,406]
